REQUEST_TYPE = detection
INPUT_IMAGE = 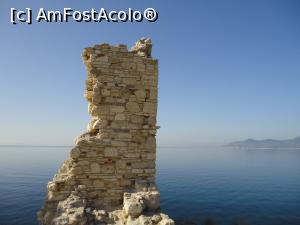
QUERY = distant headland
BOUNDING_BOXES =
[227,136,300,149]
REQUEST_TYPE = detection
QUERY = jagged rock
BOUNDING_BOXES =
[123,193,145,217]
[131,37,152,57]
[51,191,87,225]
[70,147,81,159]
[126,215,152,225]
[142,191,160,211]
[158,214,175,225]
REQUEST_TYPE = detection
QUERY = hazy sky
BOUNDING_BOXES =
[1,1,300,146]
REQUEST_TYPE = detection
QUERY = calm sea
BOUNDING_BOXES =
[0,146,299,225]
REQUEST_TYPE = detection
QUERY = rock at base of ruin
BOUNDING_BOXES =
[38,38,174,225]
[38,184,174,225]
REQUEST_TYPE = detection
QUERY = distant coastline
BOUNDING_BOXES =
[227,136,300,149]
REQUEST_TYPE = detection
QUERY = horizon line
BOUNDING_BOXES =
[0,144,223,148]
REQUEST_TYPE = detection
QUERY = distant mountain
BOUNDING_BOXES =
[227,136,300,149]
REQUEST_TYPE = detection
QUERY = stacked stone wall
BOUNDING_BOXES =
[38,38,174,225]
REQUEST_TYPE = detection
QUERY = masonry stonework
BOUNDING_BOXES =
[38,38,174,225]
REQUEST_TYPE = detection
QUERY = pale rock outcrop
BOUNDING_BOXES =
[130,37,152,57]
[38,38,174,225]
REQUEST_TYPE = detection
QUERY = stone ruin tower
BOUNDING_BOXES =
[38,38,174,225]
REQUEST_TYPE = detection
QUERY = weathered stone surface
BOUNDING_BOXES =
[131,37,152,57]
[126,102,140,113]
[143,191,160,211]
[70,147,80,159]
[38,38,173,225]
[44,190,87,225]
[123,193,145,217]
[90,163,100,173]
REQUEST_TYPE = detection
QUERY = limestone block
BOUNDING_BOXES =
[111,89,122,97]
[129,95,137,102]
[52,192,87,225]
[111,106,125,113]
[145,169,156,174]
[101,89,110,96]
[132,169,143,174]
[143,191,160,211]
[151,214,162,224]
[93,119,108,129]
[127,215,154,225]
[104,148,118,157]
[131,37,152,57]
[70,166,83,175]
[112,140,126,147]
[146,136,156,148]
[96,105,110,115]
[80,179,92,186]
[88,103,96,115]
[150,90,158,100]
[93,209,107,221]
[78,160,89,166]
[143,102,156,114]
[146,153,156,160]
[118,133,132,139]
[116,98,126,103]
[124,78,137,85]
[157,214,175,225]
[137,63,146,72]
[47,191,66,201]
[90,163,101,173]
[139,215,154,225]
[130,115,144,123]
[47,182,58,192]
[148,116,157,126]
[123,193,145,217]
[84,90,93,101]
[126,102,140,113]
[70,147,81,159]
[93,180,104,188]
[98,55,109,63]
[115,113,126,121]
[116,160,126,169]
[101,164,115,174]
[135,90,146,99]
[126,153,140,158]
[126,217,141,225]
[86,151,97,157]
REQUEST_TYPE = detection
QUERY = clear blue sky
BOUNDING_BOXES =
[1,0,300,146]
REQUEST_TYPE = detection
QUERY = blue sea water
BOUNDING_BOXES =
[0,146,299,225]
